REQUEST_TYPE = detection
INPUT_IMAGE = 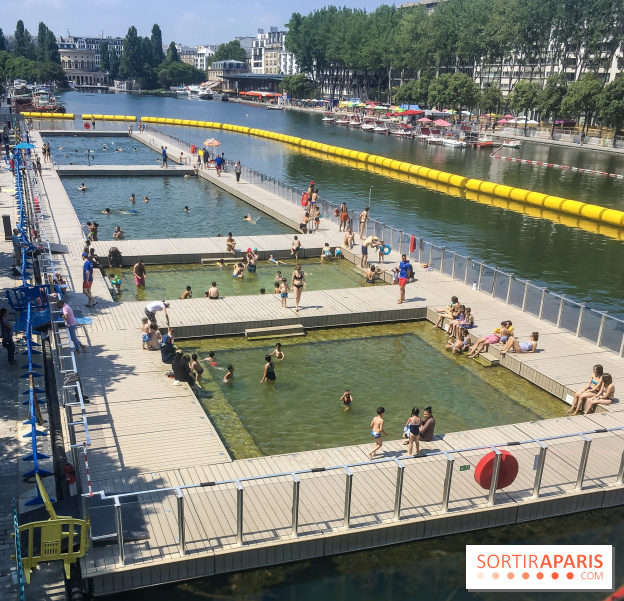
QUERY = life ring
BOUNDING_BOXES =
[334,208,339,217]
[83,122,91,130]
[474,449,519,490]
[380,244,391,256]
[190,144,196,154]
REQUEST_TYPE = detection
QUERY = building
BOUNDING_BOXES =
[58,46,108,86]
[180,50,196,66]
[194,45,218,71]
[207,59,248,85]
[398,0,443,12]
[57,36,122,68]
[235,36,255,61]
[252,27,298,75]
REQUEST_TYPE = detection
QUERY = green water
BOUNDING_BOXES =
[183,323,564,458]
[112,503,624,601]
[110,258,374,301]
[61,175,291,240]
[56,92,624,317]
[42,134,157,164]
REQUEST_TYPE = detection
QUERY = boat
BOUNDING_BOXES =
[348,120,361,128]
[361,122,376,131]
[427,136,444,145]
[476,137,494,148]
[266,105,283,110]
[10,81,66,114]
[502,139,522,148]
[391,126,414,138]
[187,85,201,96]
[321,116,335,122]
[198,89,213,100]
[373,124,389,134]
[442,138,466,148]
[335,118,350,126]
[220,93,229,102]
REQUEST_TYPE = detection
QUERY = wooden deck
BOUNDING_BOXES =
[26,130,624,595]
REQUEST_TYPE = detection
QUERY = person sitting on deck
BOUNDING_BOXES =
[448,306,474,338]
[226,233,236,254]
[321,243,333,261]
[579,374,615,415]
[433,296,461,329]
[160,328,176,364]
[467,322,506,358]
[500,332,538,356]
[568,365,604,415]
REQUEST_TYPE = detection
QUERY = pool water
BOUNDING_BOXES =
[110,259,377,301]
[61,175,292,240]
[43,134,157,165]
[183,323,565,457]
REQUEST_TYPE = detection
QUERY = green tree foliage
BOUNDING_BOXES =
[0,28,6,52]
[120,26,143,78]
[157,61,204,88]
[393,77,430,106]
[151,24,164,66]
[14,20,36,60]
[166,41,179,63]
[599,74,624,145]
[480,84,504,114]
[509,79,542,134]
[211,40,247,63]
[281,73,311,98]
[36,23,60,64]
[0,50,64,83]
[110,50,120,79]
[99,40,110,73]
[537,74,568,138]
[560,72,604,131]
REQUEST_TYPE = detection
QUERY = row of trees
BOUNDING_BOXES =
[285,1,624,100]
[0,21,65,89]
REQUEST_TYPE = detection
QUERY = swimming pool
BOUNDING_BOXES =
[43,134,157,165]
[109,258,377,301]
[62,175,292,240]
[182,323,565,458]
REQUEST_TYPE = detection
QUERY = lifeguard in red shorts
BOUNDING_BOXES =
[398,254,411,305]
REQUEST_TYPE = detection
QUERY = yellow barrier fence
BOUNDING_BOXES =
[21,112,74,120]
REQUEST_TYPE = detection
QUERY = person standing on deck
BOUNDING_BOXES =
[145,300,170,325]
[57,299,87,353]
[82,253,97,307]
[419,407,435,442]
[161,146,168,168]
[0,308,16,365]
[235,160,242,182]
[12,229,24,267]
[215,154,223,176]
[398,254,411,305]
[359,206,369,240]
[133,259,147,287]
[291,264,306,312]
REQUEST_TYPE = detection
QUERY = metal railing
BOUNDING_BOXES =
[83,425,624,564]
[12,499,26,601]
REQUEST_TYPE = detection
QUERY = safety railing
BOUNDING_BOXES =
[82,425,624,564]
[11,499,26,601]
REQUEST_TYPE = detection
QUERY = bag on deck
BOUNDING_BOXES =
[108,247,123,268]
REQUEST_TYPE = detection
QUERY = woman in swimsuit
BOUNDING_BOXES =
[500,332,539,356]
[260,354,276,383]
[568,365,604,414]
[403,407,420,456]
[226,233,236,254]
[291,264,306,312]
[365,265,377,284]
[584,374,615,414]
[300,212,310,235]
[467,321,507,357]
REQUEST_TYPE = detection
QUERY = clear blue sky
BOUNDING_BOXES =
[2,1,389,47]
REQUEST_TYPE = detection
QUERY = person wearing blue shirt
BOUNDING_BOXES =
[82,252,97,307]
[11,228,24,266]
[215,154,223,177]
[398,254,411,304]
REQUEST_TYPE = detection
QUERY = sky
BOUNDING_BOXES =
[2,0,388,47]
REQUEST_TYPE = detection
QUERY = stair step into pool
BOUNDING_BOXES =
[245,324,305,340]
[475,351,500,367]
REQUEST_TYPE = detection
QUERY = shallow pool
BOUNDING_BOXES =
[110,258,376,301]
[43,134,157,165]
[62,175,292,240]
[182,323,565,458]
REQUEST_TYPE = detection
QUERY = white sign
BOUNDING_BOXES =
[466,545,613,591]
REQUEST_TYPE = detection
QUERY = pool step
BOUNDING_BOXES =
[245,324,305,340]
[475,352,500,367]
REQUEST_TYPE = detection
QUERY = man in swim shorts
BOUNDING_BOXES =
[133,259,146,287]
[360,235,380,268]
[369,407,387,459]
[398,254,411,305]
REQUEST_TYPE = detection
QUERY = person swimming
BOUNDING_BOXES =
[269,255,286,265]
[233,263,245,278]
[102,208,111,215]
[243,214,257,224]
[78,183,87,192]
[184,206,190,212]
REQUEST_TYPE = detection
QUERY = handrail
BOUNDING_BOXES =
[81,424,624,561]
[11,499,26,601]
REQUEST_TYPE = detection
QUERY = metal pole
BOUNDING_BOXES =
[393,460,405,521]
[440,247,445,273]
[291,474,300,537]
[576,305,585,337]
[441,454,454,513]
[464,258,471,284]
[531,441,548,499]
[236,480,244,546]
[398,230,403,255]
[538,288,546,319]
[506,274,514,304]
[344,467,353,529]
[451,253,456,279]
[477,264,484,291]
[575,436,592,491]
[556,297,565,328]
[176,489,186,555]
[491,269,497,296]
[620,331,624,357]
[487,448,502,506]
[368,186,373,209]
[114,498,125,565]
[521,282,529,312]
[429,244,433,266]
[596,313,607,347]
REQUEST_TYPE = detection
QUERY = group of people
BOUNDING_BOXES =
[369,405,436,460]
[569,364,615,414]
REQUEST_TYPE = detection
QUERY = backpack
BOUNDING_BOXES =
[108,247,123,268]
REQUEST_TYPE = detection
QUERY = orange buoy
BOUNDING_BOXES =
[190,144,196,154]
[84,122,91,130]
[474,449,518,490]
[301,192,308,206]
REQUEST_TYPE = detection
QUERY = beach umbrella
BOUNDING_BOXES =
[203,138,221,147]
[504,114,514,118]
[527,119,539,125]
[497,118,508,124]
[14,142,35,149]
[434,119,452,127]
[417,117,432,123]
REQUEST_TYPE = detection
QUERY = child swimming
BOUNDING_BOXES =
[340,389,354,411]
[270,343,285,360]
[223,364,234,383]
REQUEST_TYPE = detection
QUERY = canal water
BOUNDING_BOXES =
[56,91,624,318]
[52,93,624,597]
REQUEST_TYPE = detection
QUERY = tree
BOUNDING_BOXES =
[151,24,164,66]
[281,73,311,98]
[157,61,204,88]
[99,40,110,73]
[120,26,143,78]
[36,23,60,64]
[537,73,567,138]
[393,77,430,107]
[560,72,604,132]
[0,28,6,52]
[446,72,481,114]
[509,79,542,135]
[599,74,624,146]
[14,20,36,60]
[480,84,503,114]
[165,41,179,63]
[110,50,120,79]
[211,40,247,63]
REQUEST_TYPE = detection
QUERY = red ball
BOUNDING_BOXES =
[474,449,519,490]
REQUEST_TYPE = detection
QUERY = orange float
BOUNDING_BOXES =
[474,449,518,489]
